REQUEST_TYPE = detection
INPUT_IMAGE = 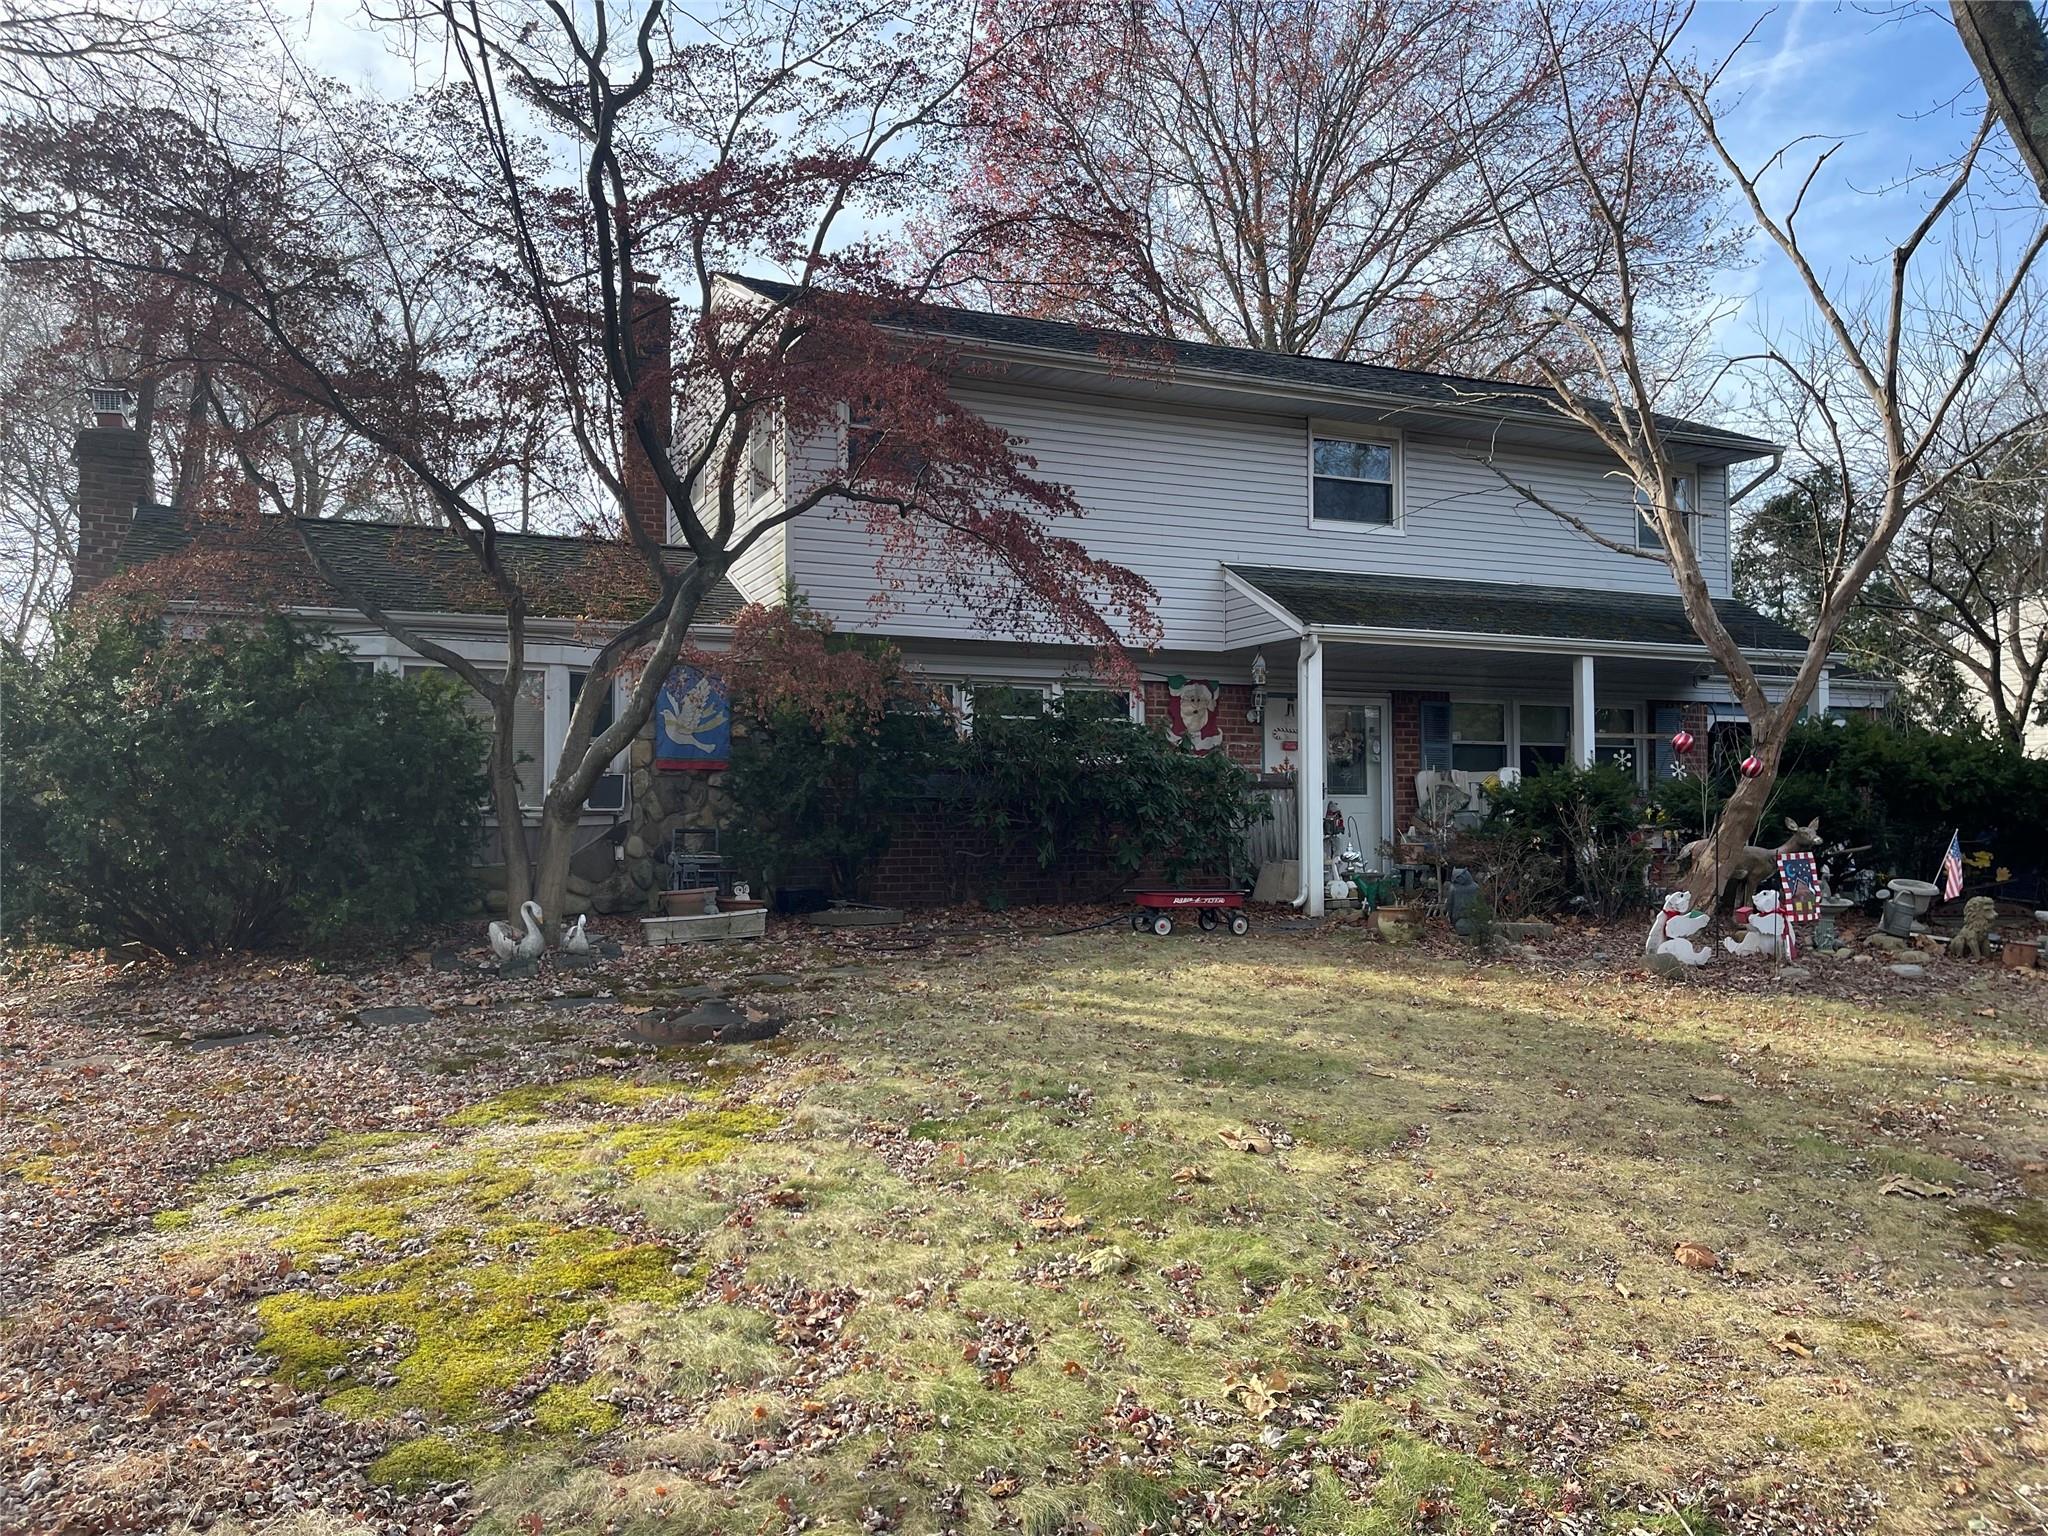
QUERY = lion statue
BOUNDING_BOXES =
[1947,895,1999,960]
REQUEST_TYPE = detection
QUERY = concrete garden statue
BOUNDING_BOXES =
[489,901,546,963]
[1722,890,1790,960]
[1947,896,1999,959]
[1645,891,1712,966]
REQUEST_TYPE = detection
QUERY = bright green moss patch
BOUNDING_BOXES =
[369,1431,504,1492]
[604,1105,784,1178]
[258,1223,695,1420]
[151,1207,194,1231]
[531,1380,621,1437]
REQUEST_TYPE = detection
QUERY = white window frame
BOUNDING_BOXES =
[1593,702,1650,787]
[1635,471,1696,550]
[1447,698,1509,774]
[1306,423,1403,533]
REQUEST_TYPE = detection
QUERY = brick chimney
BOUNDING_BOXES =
[622,287,674,547]
[71,387,154,597]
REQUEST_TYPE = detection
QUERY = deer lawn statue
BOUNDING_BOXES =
[1677,817,1822,910]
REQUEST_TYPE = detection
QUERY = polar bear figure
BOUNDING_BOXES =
[1645,891,1713,966]
[1722,889,1790,959]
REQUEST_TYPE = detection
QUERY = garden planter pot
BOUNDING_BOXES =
[2002,938,2039,970]
[662,887,718,917]
[1374,905,1418,942]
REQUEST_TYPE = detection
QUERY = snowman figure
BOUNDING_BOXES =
[1645,891,1713,966]
[1723,889,1790,959]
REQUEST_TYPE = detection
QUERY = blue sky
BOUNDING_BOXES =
[1677,3,2024,360]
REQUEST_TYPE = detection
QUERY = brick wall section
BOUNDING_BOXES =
[1138,680,1262,768]
[1652,699,1711,777]
[71,426,153,595]
[1389,689,1449,833]
[622,287,674,548]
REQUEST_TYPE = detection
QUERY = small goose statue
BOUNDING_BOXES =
[561,914,592,954]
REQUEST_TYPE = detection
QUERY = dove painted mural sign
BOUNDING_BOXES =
[654,666,731,771]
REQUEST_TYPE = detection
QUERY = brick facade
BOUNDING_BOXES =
[1389,689,1449,833]
[1651,699,1711,778]
[1137,679,1262,768]
[71,426,153,596]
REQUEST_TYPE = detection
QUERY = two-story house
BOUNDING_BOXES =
[718,276,1875,913]
[75,281,1878,914]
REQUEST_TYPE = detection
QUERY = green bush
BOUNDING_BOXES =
[943,693,1269,896]
[726,688,1268,902]
[723,704,951,898]
[1770,716,2048,883]
[2,614,487,954]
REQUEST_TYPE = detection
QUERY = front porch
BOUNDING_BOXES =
[1221,566,1829,915]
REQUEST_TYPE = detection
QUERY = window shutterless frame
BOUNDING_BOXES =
[1305,422,1402,531]
[1635,471,1696,550]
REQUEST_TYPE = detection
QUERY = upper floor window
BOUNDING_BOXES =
[1311,435,1397,527]
[1636,473,1695,549]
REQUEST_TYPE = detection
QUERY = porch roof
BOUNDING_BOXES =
[1225,565,1811,658]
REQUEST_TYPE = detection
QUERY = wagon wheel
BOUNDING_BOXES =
[1131,911,1149,931]
[1229,913,1250,936]
[1198,910,1219,932]
[1151,914,1173,937]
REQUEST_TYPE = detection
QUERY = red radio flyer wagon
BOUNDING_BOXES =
[1126,888,1250,937]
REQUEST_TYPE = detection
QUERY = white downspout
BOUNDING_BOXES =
[1292,632,1325,911]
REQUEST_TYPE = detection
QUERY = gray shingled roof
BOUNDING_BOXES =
[115,505,745,624]
[727,274,1777,457]
[1229,565,1810,653]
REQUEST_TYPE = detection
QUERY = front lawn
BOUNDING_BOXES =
[7,928,2044,1534]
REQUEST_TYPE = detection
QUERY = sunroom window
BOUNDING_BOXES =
[406,664,546,809]
[1311,436,1396,526]
[1595,705,1646,784]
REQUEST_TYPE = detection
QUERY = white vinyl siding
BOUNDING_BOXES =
[784,383,1736,650]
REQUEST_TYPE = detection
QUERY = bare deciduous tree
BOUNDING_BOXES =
[1470,0,2048,907]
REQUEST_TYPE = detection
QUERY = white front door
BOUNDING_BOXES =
[1324,701,1384,856]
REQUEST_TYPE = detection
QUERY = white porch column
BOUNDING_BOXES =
[1815,667,1831,717]
[1297,634,1326,916]
[1571,654,1596,768]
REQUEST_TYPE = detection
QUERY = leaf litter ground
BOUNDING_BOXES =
[2,912,2043,1536]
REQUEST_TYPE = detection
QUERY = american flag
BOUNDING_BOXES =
[1939,831,1965,901]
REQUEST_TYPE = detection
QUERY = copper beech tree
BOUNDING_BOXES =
[1,0,1157,935]
[1467,0,2048,908]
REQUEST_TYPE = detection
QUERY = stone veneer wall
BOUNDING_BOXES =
[589,723,731,914]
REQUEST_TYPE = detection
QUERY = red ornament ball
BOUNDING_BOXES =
[1739,754,1765,778]
[1670,729,1695,755]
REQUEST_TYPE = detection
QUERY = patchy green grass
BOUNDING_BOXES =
[164,938,2046,1532]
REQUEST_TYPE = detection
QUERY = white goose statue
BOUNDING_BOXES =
[561,914,592,954]
[488,900,546,963]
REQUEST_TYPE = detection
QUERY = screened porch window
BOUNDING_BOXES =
[1595,705,1647,784]
[407,664,546,809]
[568,670,625,811]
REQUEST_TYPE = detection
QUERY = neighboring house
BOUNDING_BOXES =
[73,286,1885,914]
[69,397,745,917]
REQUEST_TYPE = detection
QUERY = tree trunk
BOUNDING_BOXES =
[489,725,533,916]
[1682,729,1784,911]
[530,806,580,946]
